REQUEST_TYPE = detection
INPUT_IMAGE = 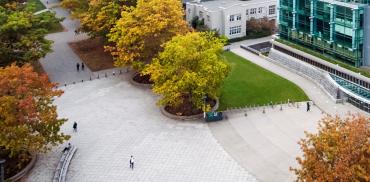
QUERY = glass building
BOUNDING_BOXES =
[278,0,370,67]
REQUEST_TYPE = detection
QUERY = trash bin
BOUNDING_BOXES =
[205,111,223,122]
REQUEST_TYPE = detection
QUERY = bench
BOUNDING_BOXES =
[52,145,77,182]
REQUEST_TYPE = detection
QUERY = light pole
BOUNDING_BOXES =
[203,96,207,120]
[0,159,5,182]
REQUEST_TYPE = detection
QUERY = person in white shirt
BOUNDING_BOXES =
[129,155,135,170]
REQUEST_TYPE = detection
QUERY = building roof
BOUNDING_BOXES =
[188,0,275,11]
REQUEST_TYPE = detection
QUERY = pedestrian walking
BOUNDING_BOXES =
[63,143,71,152]
[81,62,85,71]
[46,0,48,4]
[73,122,78,132]
[129,155,135,170]
[76,63,80,71]
[306,102,310,112]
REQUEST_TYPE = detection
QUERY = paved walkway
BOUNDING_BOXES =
[227,36,273,50]
[37,0,95,84]
[206,47,369,182]
[210,105,324,182]
[24,74,257,182]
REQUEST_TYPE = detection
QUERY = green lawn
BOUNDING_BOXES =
[218,52,308,110]
[26,0,65,33]
[27,0,46,12]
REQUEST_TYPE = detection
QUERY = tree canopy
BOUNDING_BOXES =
[106,0,189,71]
[61,0,136,37]
[143,32,230,111]
[0,64,69,157]
[245,17,275,37]
[291,114,370,181]
[0,2,61,66]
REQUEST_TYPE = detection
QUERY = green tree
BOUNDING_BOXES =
[0,3,62,66]
[106,0,189,71]
[143,32,230,111]
[0,64,70,158]
[291,114,370,181]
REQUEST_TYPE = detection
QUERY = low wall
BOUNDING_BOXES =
[268,48,342,103]
[160,99,219,121]
[129,73,152,89]
[7,154,37,182]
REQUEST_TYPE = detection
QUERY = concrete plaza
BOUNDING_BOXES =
[24,75,257,182]
[24,0,367,180]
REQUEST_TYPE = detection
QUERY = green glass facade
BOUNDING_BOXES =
[278,0,370,67]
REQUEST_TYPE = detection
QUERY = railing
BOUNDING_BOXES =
[55,69,129,89]
[53,145,77,182]
[221,100,318,119]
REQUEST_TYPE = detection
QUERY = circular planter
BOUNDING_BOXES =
[129,72,153,89]
[7,154,37,182]
[160,98,219,121]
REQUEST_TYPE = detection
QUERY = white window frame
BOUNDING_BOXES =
[229,15,235,22]
[246,9,249,15]
[236,14,241,21]
[250,8,256,15]
[258,7,263,14]
[269,5,276,15]
[229,25,242,35]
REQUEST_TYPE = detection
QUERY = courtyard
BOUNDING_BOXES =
[24,72,327,182]
[24,75,257,182]
[2,0,369,181]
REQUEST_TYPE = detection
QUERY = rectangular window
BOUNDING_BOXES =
[236,14,241,21]
[246,9,249,15]
[199,11,203,18]
[229,25,242,35]
[250,8,256,14]
[258,7,263,14]
[269,5,276,15]
[229,15,235,21]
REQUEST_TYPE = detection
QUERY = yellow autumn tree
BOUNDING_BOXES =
[61,0,136,37]
[291,114,370,181]
[106,0,189,73]
[143,32,230,114]
[80,0,136,37]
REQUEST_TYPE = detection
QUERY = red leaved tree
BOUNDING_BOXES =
[0,64,70,158]
[291,114,370,181]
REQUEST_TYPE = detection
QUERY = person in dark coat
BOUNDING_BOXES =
[63,143,71,152]
[76,63,80,71]
[81,62,85,71]
[306,102,310,112]
[73,122,77,132]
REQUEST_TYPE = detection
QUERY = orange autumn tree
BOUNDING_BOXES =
[106,0,189,72]
[291,114,370,181]
[0,64,70,157]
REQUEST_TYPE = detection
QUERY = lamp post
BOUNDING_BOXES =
[203,96,207,120]
[0,159,5,182]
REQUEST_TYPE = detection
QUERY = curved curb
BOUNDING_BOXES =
[160,98,219,121]
[7,154,37,182]
[129,73,153,89]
